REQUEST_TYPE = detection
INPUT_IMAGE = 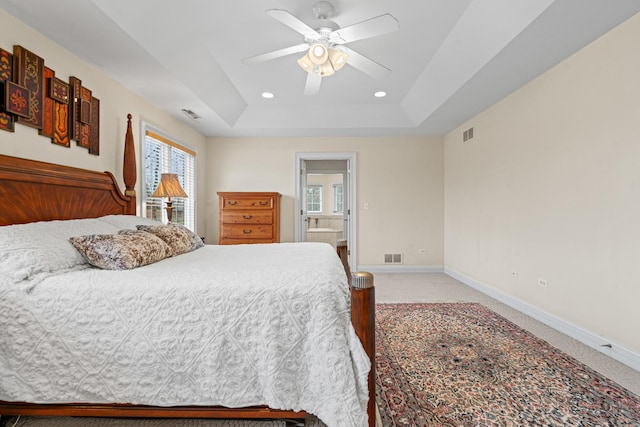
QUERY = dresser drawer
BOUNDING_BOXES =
[221,211,273,225]
[222,197,274,210]
[221,224,274,240]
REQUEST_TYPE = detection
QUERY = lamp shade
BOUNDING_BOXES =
[152,173,188,199]
[328,48,348,71]
[297,53,314,73]
[308,43,328,65]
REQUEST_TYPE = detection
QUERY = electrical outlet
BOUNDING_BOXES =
[538,278,548,287]
[418,248,426,253]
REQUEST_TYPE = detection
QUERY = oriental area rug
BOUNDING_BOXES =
[375,303,640,427]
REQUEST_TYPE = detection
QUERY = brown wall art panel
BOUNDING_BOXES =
[51,77,70,147]
[3,81,31,118]
[40,66,55,138]
[89,96,100,155]
[68,76,81,141]
[0,48,14,132]
[13,45,44,129]
[78,85,92,149]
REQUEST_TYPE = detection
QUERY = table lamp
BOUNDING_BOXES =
[151,173,188,223]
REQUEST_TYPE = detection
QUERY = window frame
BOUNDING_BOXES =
[333,183,343,213]
[141,123,197,232]
[306,184,323,214]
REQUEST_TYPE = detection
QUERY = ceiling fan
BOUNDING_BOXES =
[242,1,399,95]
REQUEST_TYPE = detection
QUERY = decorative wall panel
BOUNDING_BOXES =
[0,48,14,132]
[13,45,44,129]
[39,66,55,138]
[0,44,100,154]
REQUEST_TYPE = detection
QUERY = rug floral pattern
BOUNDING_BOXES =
[375,303,640,426]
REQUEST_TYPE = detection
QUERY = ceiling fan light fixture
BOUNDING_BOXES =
[308,43,329,65]
[328,48,348,71]
[246,2,400,94]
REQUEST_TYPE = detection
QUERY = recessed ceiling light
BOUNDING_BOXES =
[374,91,387,98]
[262,92,275,99]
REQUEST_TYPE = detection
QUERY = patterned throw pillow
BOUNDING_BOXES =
[136,224,204,256]
[69,230,173,270]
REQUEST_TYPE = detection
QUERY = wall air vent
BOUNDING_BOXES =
[384,253,403,264]
[463,127,474,142]
[181,108,201,121]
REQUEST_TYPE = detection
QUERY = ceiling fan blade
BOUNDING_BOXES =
[343,47,391,80]
[304,72,322,96]
[267,9,320,38]
[331,14,399,44]
[242,43,309,65]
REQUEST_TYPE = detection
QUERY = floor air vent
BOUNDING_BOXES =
[384,253,403,264]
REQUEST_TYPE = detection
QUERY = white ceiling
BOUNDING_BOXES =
[1,0,639,138]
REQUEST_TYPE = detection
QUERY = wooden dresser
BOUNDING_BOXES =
[217,192,281,244]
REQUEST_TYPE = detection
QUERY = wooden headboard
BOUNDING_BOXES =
[0,114,137,226]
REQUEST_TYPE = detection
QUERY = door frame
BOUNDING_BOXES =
[295,152,357,271]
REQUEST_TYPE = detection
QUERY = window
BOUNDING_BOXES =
[307,185,322,213]
[333,183,343,213]
[143,127,196,231]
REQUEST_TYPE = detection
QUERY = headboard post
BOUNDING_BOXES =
[122,113,137,214]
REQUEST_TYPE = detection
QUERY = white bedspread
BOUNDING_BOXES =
[0,243,370,427]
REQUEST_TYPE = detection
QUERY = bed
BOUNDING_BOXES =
[0,115,375,427]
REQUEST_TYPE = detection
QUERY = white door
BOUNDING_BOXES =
[295,153,357,270]
[343,159,351,252]
[299,159,308,242]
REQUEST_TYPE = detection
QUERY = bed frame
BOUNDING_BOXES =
[0,115,376,427]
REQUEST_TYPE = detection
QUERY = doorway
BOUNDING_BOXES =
[295,152,357,271]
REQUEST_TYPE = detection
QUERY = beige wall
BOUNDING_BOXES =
[206,136,444,268]
[444,13,640,353]
[0,9,208,233]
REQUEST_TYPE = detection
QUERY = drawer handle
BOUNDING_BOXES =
[243,229,252,234]
[243,215,252,219]
[227,201,237,205]
[259,201,269,206]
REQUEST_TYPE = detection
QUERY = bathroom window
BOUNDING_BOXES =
[307,185,322,213]
[333,184,343,213]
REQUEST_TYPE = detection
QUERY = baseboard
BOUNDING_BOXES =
[444,267,640,373]
[356,265,444,274]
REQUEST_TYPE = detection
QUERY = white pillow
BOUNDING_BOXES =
[97,214,162,230]
[0,218,120,283]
